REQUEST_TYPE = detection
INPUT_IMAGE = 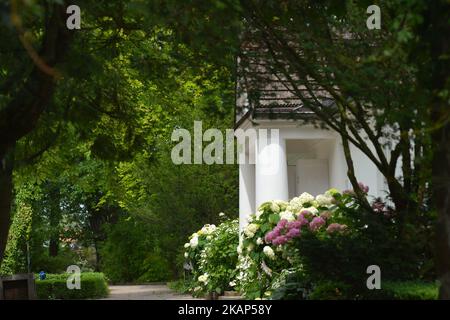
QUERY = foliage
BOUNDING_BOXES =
[99,215,167,283]
[238,186,434,299]
[137,254,171,283]
[370,281,438,300]
[183,217,239,296]
[168,279,196,295]
[237,0,434,217]
[0,202,33,275]
[272,275,438,300]
[31,248,84,275]
[3,5,238,281]
[308,281,353,300]
[35,272,109,300]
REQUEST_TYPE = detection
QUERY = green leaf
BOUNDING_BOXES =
[269,214,280,224]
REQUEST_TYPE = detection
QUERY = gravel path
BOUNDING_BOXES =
[101,284,200,300]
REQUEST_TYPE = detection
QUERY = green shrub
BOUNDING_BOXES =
[238,188,435,299]
[137,254,171,283]
[308,281,352,300]
[197,219,239,295]
[100,216,171,283]
[183,217,239,296]
[367,281,438,300]
[31,249,82,274]
[168,279,195,294]
[36,272,109,300]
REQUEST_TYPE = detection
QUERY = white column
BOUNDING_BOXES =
[255,130,289,207]
[239,163,255,231]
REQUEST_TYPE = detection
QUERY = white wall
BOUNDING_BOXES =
[239,163,255,231]
[350,144,385,199]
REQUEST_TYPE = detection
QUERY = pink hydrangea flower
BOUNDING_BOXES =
[299,210,312,219]
[278,219,288,228]
[297,215,309,227]
[309,216,325,231]
[286,228,300,238]
[358,182,369,194]
[265,231,275,243]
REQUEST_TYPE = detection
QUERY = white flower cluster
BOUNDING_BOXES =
[243,223,259,238]
[287,192,315,212]
[236,255,256,285]
[198,273,209,284]
[189,234,199,248]
[263,246,275,260]
[184,224,218,250]
[279,210,296,222]
[315,194,334,207]
[199,224,217,235]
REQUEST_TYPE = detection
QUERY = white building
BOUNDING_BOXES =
[235,67,388,231]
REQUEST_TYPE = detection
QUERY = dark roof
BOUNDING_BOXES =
[235,41,334,127]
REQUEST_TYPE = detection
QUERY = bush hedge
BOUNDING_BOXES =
[36,272,109,300]
[368,281,438,300]
[305,280,438,300]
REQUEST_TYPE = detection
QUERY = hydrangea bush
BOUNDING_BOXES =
[237,187,369,299]
[184,216,239,297]
[181,184,428,300]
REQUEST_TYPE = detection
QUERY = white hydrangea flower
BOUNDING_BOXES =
[256,237,264,245]
[298,192,315,205]
[274,200,288,210]
[244,223,259,238]
[184,252,189,258]
[316,194,333,206]
[229,281,236,287]
[219,212,225,217]
[270,201,280,213]
[184,243,190,248]
[247,215,254,223]
[190,235,199,248]
[303,206,319,215]
[263,246,275,260]
[279,210,295,222]
[200,224,217,235]
[198,273,209,283]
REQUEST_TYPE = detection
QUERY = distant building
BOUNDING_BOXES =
[235,46,388,230]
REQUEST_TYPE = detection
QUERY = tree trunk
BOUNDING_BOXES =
[0,147,15,264]
[48,186,61,257]
[49,239,59,257]
[0,2,72,266]
[428,0,450,300]
[434,122,450,299]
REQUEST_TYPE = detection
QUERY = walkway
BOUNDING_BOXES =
[102,284,200,300]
